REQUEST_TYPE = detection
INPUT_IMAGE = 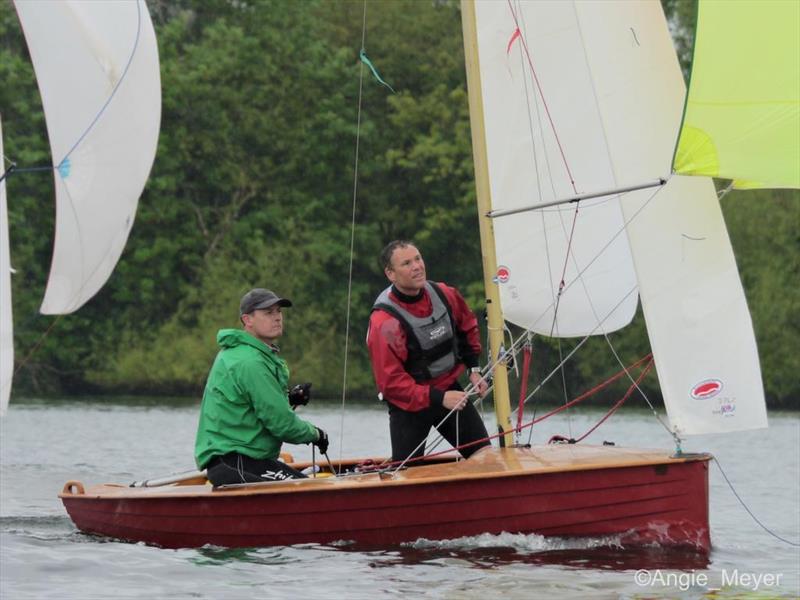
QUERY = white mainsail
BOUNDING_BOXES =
[474,0,767,435]
[14,0,161,314]
[473,0,638,337]
[1,117,12,415]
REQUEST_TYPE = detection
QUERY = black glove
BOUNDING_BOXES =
[313,427,329,455]
[288,382,312,408]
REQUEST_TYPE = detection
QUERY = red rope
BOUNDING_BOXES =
[516,342,532,433]
[505,0,578,194]
[513,352,653,436]
[369,353,654,470]
[504,0,583,334]
[572,357,654,443]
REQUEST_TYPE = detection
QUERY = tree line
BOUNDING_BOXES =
[1,0,796,408]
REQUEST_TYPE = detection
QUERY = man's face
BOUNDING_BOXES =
[242,305,284,344]
[386,245,426,295]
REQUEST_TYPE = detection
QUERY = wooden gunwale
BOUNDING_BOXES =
[59,445,711,500]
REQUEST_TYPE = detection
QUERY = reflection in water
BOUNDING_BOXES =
[320,532,711,572]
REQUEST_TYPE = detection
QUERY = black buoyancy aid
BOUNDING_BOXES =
[372,281,461,382]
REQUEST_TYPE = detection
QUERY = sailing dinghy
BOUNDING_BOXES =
[58,0,797,550]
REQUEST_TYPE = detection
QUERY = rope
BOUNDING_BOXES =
[1,1,149,392]
[337,0,369,468]
[712,456,800,547]
[515,338,531,437]
[388,353,652,472]
[513,181,678,443]
[506,0,577,193]
[571,356,653,443]
[58,0,144,168]
[511,1,574,440]
[506,0,675,442]
[10,315,64,381]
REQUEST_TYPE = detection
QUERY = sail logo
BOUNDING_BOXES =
[495,265,510,284]
[690,379,723,400]
[715,402,736,416]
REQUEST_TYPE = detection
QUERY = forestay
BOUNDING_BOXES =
[14,0,161,314]
[672,0,800,189]
[472,0,638,337]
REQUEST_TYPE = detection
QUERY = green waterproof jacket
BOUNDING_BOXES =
[194,329,319,469]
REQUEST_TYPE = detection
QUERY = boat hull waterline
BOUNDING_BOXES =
[60,446,711,550]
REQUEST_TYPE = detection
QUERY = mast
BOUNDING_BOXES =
[460,0,513,447]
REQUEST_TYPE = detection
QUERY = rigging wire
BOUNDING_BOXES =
[1,0,149,387]
[416,283,639,465]
[505,0,577,193]
[511,0,575,439]
[386,352,652,473]
[713,456,800,547]
[716,180,734,200]
[336,0,369,470]
[58,0,143,168]
[507,179,680,444]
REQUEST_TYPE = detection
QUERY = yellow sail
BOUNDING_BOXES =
[673,0,799,189]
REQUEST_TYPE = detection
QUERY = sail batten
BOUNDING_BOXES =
[14,0,161,315]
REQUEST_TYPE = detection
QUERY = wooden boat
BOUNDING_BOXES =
[60,446,710,550]
[7,0,794,550]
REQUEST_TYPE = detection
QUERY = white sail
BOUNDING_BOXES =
[473,0,767,435]
[0,117,12,415]
[473,0,638,337]
[14,0,161,314]
[570,1,766,435]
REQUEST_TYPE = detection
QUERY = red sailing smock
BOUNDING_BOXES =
[367,282,482,412]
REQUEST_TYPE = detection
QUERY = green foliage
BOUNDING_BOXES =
[722,189,800,405]
[661,0,698,78]
[1,0,796,410]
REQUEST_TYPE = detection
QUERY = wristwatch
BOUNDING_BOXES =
[469,367,482,374]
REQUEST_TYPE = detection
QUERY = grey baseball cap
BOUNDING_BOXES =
[239,288,292,315]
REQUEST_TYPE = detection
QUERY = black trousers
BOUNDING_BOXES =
[388,382,491,462]
[206,452,307,486]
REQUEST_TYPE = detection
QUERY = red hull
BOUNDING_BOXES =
[60,446,710,550]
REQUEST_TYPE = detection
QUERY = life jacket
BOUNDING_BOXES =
[372,281,461,382]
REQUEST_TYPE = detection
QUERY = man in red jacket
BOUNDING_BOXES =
[367,240,491,462]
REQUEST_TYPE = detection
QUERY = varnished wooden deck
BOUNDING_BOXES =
[61,445,710,500]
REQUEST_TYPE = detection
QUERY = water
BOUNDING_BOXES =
[1,397,798,599]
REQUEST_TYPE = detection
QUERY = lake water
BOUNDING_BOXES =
[1,397,798,599]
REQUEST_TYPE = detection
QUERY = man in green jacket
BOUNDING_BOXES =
[195,288,328,486]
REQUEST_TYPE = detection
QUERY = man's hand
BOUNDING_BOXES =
[442,390,468,411]
[314,427,329,454]
[468,371,488,398]
[289,383,312,408]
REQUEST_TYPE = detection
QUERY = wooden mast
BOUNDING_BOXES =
[460,0,513,447]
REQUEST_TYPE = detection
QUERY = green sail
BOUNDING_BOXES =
[673,0,799,189]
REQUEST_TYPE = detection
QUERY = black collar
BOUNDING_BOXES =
[391,284,425,304]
